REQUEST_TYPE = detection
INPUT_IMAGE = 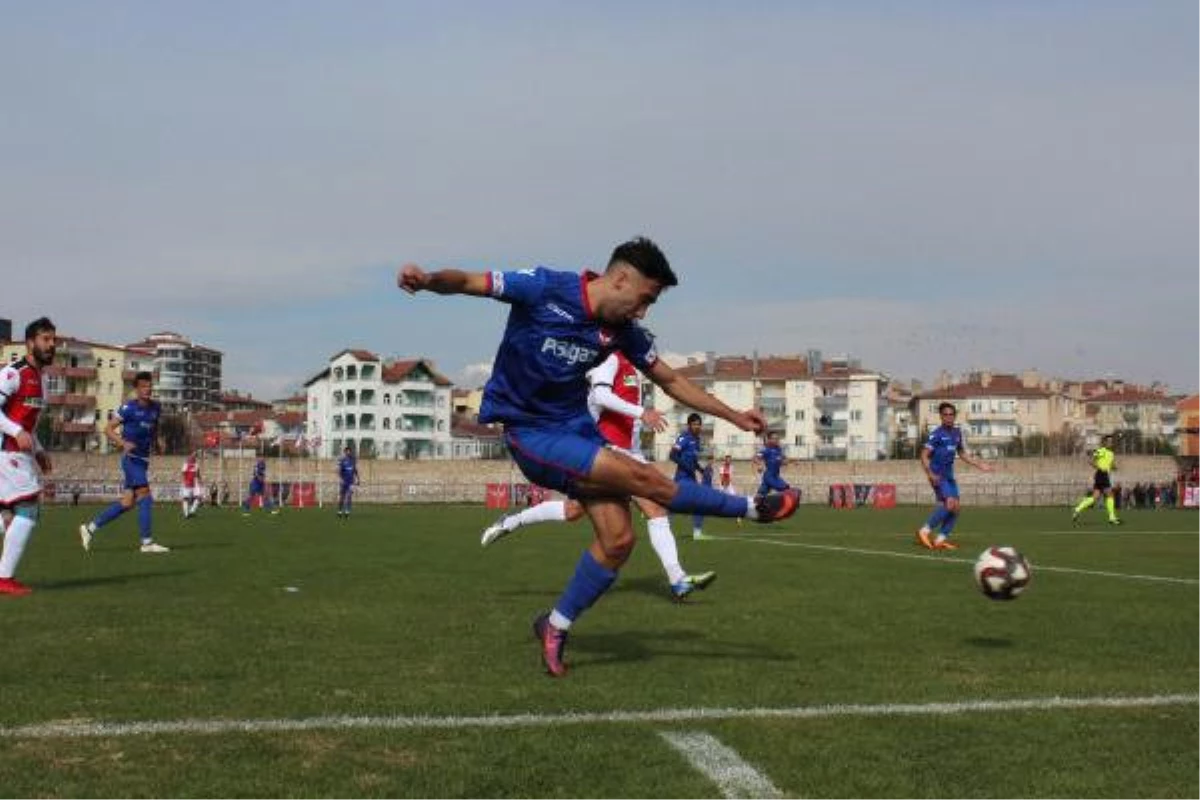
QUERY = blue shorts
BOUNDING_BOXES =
[121,456,150,490]
[249,479,265,496]
[933,476,959,502]
[504,415,607,498]
[757,474,791,495]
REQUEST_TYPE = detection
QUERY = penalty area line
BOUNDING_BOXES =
[715,535,1198,585]
[1,693,1195,740]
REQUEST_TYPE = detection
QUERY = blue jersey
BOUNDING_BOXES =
[670,431,702,481]
[925,425,964,479]
[478,267,659,428]
[253,460,267,482]
[757,444,785,479]
[116,399,161,461]
[700,464,714,487]
[338,455,357,485]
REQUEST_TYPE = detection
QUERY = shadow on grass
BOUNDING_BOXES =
[36,570,194,591]
[963,636,1015,648]
[570,625,792,667]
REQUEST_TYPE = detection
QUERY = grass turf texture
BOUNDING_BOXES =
[1,503,1195,797]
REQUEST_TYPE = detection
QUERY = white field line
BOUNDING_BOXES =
[659,731,782,799]
[1,694,1194,740]
[717,535,1198,585]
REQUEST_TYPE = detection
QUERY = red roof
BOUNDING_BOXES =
[1086,388,1171,404]
[382,359,453,387]
[918,374,1051,399]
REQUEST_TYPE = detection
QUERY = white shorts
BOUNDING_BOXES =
[180,485,203,500]
[604,444,648,464]
[0,452,42,505]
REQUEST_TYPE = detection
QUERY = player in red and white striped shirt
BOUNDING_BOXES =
[0,317,57,596]
[180,452,203,519]
[480,352,717,600]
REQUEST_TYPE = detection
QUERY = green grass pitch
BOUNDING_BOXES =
[0,502,1195,797]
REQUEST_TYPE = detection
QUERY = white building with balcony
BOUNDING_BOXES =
[125,331,223,413]
[649,351,891,461]
[303,349,454,459]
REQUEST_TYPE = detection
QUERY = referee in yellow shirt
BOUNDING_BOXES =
[1072,435,1122,525]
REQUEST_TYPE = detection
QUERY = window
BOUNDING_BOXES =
[334,367,343,381]
[794,435,805,446]
[382,418,391,430]
[795,410,805,421]
[383,393,391,405]
[850,410,863,422]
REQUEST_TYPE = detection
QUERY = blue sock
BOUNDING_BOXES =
[925,507,949,529]
[940,512,958,536]
[137,496,153,542]
[553,550,618,624]
[668,481,751,517]
[93,501,126,529]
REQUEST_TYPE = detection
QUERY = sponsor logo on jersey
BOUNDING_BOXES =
[540,337,598,366]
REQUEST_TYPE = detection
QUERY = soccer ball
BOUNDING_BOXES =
[973,546,1032,601]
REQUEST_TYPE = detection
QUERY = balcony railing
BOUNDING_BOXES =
[815,394,849,410]
[46,366,98,379]
[46,393,96,408]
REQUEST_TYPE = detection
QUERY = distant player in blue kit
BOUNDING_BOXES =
[398,236,800,677]
[916,402,993,550]
[670,413,709,540]
[336,445,360,518]
[753,430,791,497]
[242,456,279,515]
[79,372,171,553]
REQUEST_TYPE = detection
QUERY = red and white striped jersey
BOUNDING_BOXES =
[719,460,733,487]
[590,353,640,450]
[181,458,199,488]
[0,358,46,453]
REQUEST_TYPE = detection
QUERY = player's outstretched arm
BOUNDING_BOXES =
[644,359,764,433]
[397,264,491,297]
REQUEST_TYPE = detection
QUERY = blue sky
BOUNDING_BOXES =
[3,1,1196,398]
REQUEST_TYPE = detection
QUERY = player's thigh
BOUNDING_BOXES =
[578,447,671,499]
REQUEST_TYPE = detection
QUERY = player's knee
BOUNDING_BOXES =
[564,500,585,522]
[630,463,672,500]
[600,529,635,563]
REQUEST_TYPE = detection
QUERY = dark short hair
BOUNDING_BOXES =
[686,412,702,425]
[938,402,957,415]
[608,237,677,287]
[134,370,153,385]
[25,316,56,341]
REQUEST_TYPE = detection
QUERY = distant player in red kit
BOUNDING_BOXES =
[180,452,203,519]
[0,317,57,596]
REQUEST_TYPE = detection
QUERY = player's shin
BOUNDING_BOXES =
[551,550,617,630]
[667,481,751,518]
[136,495,153,543]
[646,517,685,584]
[0,514,34,578]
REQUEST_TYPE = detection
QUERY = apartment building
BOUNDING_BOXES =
[1080,384,1181,444]
[2,335,155,452]
[304,349,454,459]
[649,351,891,461]
[913,372,1074,457]
[124,331,223,413]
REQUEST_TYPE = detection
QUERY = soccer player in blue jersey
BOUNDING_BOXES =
[916,402,993,550]
[398,236,800,677]
[753,430,792,499]
[242,456,279,515]
[336,446,360,518]
[79,372,170,553]
[670,413,709,540]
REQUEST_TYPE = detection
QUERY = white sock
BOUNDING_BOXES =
[548,609,573,630]
[190,499,201,515]
[181,502,189,517]
[0,515,34,579]
[743,496,758,520]
[647,516,686,584]
[506,500,567,531]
